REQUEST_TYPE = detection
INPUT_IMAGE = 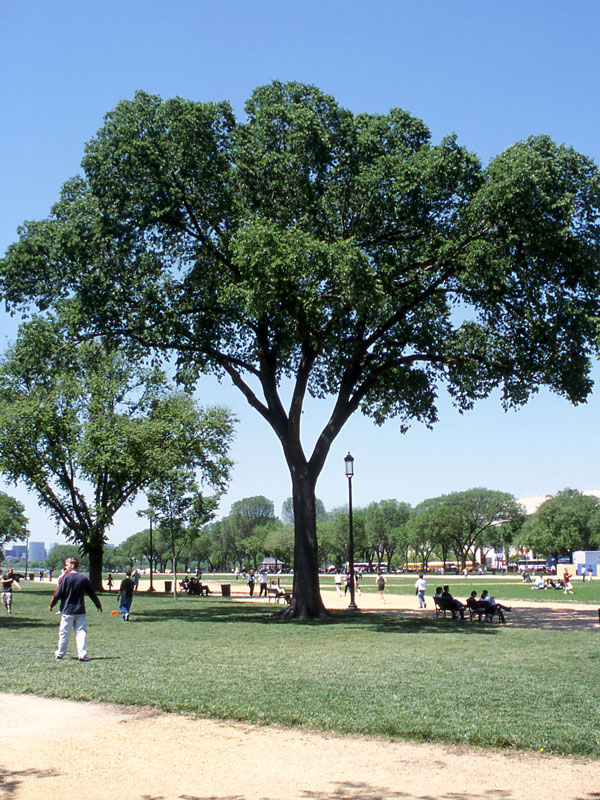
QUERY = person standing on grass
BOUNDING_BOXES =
[376,572,386,603]
[258,569,268,597]
[117,571,135,620]
[49,557,102,661]
[247,569,255,597]
[334,571,342,596]
[414,573,427,608]
[133,568,141,592]
[1,568,22,615]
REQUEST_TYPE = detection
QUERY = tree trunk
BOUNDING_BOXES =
[277,467,327,619]
[87,541,104,592]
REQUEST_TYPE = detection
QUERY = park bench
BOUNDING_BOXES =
[268,583,292,604]
[433,596,464,619]
[466,599,503,623]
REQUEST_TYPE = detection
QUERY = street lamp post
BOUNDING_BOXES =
[148,513,155,592]
[344,452,358,611]
[24,529,30,581]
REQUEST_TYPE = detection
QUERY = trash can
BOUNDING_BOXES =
[221,584,231,597]
[164,581,172,593]
[29,573,35,580]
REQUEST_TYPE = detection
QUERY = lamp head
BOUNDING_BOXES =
[344,452,354,477]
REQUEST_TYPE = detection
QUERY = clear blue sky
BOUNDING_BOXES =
[2,0,600,545]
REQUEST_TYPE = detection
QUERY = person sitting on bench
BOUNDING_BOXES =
[270,583,290,600]
[441,585,465,620]
[466,590,486,619]
[478,590,511,623]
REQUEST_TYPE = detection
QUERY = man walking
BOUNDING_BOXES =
[117,571,135,620]
[49,557,102,661]
[414,573,427,608]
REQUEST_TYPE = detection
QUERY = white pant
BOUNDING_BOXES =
[56,614,88,659]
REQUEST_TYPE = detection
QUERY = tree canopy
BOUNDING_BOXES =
[0,316,235,589]
[521,489,600,560]
[2,81,600,615]
[0,491,28,549]
[408,489,524,568]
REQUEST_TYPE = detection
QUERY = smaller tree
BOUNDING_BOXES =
[521,489,600,561]
[406,504,441,570]
[0,491,28,551]
[0,316,236,589]
[263,522,294,568]
[46,544,88,573]
[118,530,152,570]
[228,496,275,569]
[364,500,411,571]
[410,489,524,569]
[147,467,221,597]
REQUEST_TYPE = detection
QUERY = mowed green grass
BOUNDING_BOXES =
[2,583,599,758]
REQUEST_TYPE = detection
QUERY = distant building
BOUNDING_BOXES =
[28,541,47,561]
[572,551,599,576]
[518,489,600,515]
[4,544,27,560]
[3,541,47,561]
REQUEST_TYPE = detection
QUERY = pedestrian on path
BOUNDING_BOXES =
[376,572,386,603]
[414,573,427,608]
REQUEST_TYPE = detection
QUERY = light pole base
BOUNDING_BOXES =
[347,602,359,611]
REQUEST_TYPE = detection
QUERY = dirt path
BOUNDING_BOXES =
[2,692,600,800]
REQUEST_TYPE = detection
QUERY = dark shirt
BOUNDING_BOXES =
[1,575,16,593]
[50,571,102,615]
[119,577,135,597]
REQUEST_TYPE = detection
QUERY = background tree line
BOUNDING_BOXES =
[110,487,600,575]
[4,485,599,577]
[107,488,528,574]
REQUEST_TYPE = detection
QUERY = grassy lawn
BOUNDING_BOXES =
[2,583,599,758]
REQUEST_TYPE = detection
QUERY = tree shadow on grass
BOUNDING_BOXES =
[132,603,501,635]
[131,595,600,633]
[0,616,56,630]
